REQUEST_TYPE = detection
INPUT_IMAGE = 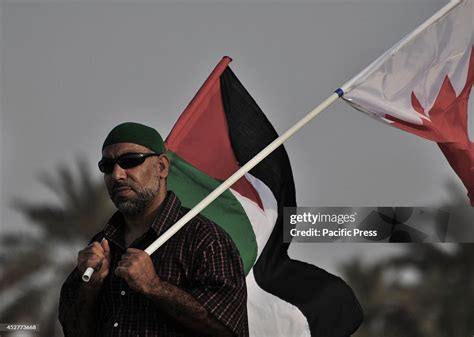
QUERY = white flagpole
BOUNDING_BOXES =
[82,91,341,282]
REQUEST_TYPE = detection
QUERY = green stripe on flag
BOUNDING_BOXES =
[166,150,257,274]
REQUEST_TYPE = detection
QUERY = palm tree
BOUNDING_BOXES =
[386,243,474,337]
[0,158,115,337]
[341,257,424,337]
[341,178,474,337]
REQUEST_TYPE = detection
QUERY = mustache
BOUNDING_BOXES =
[109,181,137,192]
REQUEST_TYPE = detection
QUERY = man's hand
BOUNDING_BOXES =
[77,239,110,288]
[114,248,160,295]
[59,240,110,337]
[115,248,234,337]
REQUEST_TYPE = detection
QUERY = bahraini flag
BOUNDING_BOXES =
[340,0,474,204]
[165,57,363,337]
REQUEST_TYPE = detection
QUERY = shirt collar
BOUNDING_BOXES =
[149,190,182,237]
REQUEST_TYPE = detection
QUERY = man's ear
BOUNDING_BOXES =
[158,154,170,178]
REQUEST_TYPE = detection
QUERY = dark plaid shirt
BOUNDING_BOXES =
[59,191,248,337]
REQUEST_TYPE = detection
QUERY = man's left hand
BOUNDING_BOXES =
[115,248,160,295]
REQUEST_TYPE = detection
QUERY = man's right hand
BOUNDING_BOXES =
[77,239,110,287]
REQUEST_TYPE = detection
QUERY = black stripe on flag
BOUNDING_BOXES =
[220,67,364,337]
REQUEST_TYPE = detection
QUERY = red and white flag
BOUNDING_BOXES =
[341,0,473,144]
[340,0,474,204]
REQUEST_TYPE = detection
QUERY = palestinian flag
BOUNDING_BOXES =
[165,57,363,336]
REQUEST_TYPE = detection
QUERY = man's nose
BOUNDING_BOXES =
[111,163,127,180]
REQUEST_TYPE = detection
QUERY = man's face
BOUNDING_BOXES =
[101,142,168,216]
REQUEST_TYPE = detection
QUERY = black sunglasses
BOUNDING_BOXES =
[98,152,160,174]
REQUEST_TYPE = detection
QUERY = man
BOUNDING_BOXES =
[58,122,249,337]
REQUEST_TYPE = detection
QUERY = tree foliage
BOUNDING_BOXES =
[0,159,114,337]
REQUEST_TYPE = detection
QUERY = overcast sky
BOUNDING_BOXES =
[1,0,472,274]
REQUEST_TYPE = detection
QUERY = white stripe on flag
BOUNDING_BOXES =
[246,270,311,337]
[232,173,312,337]
[230,173,278,258]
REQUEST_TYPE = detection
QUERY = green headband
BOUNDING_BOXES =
[102,122,165,154]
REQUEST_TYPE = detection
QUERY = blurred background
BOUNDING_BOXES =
[1,0,473,336]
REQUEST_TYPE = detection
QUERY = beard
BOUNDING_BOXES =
[108,180,159,217]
